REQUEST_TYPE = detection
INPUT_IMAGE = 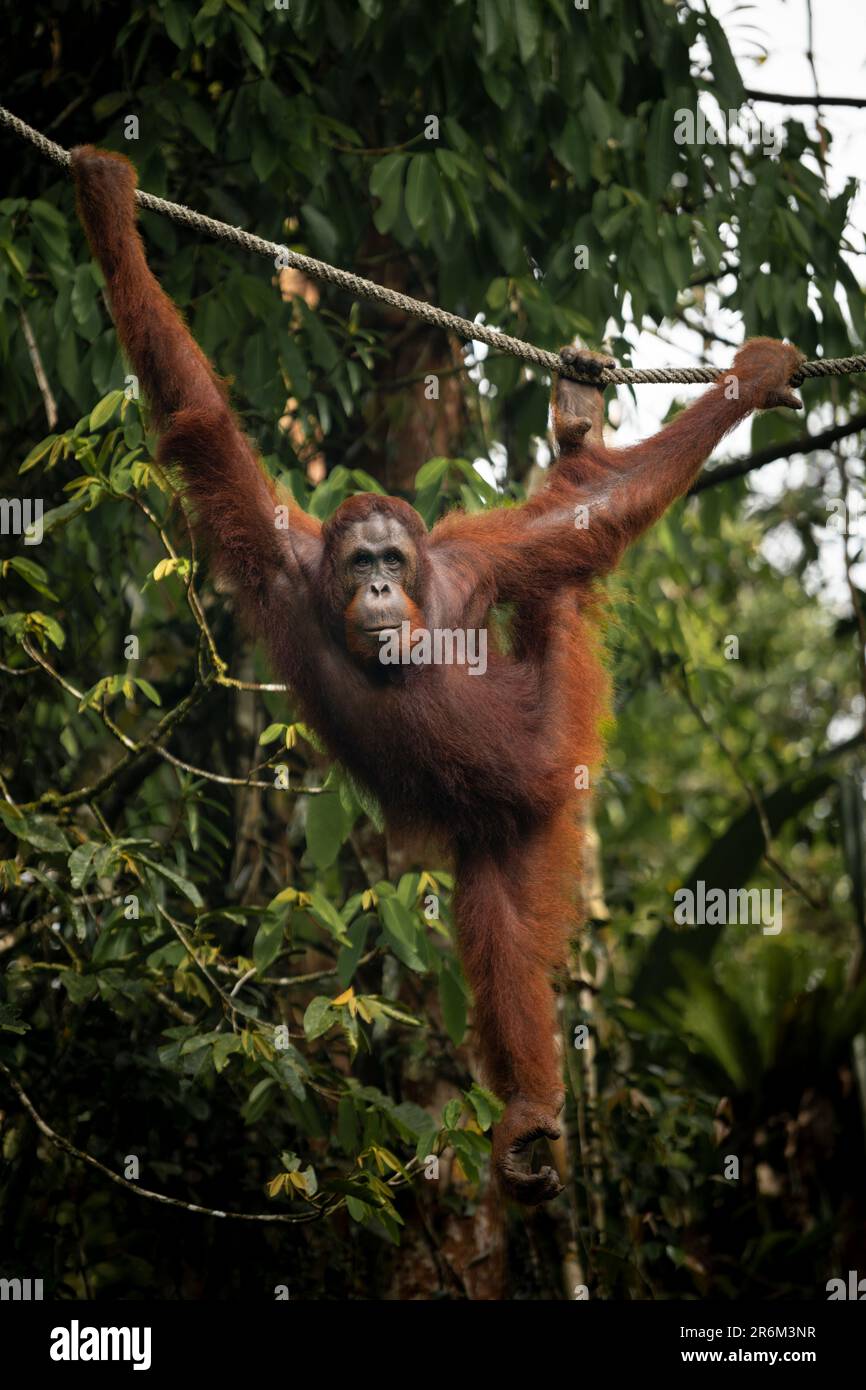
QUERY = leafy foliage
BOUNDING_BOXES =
[1,0,865,1299]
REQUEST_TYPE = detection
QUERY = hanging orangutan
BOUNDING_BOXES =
[71,145,804,1203]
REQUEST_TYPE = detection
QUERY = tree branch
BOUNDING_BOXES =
[691,412,866,494]
[18,308,58,429]
[0,1059,322,1224]
[745,88,866,108]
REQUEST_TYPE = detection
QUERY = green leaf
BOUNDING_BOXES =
[449,1128,486,1183]
[213,1035,242,1074]
[89,389,125,430]
[413,455,452,526]
[703,12,746,104]
[272,1052,307,1100]
[243,1077,276,1124]
[0,610,66,651]
[696,224,724,277]
[584,83,611,143]
[29,198,67,229]
[379,896,426,973]
[253,910,287,975]
[251,129,279,183]
[61,974,99,1004]
[301,204,338,261]
[37,496,92,537]
[0,805,70,853]
[305,889,352,945]
[91,92,128,121]
[182,99,217,153]
[414,455,452,489]
[279,336,312,402]
[162,0,191,48]
[233,15,266,72]
[370,153,408,235]
[7,558,57,600]
[512,0,540,63]
[70,264,102,341]
[139,855,204,907]
[478,0,505,57]
[134,678,161,706]
[69,842,100,889]
[673,957,758,1091]
[259,722,288,746]
[298,301,340,372]
[0,1003,29,1035]
[18,434,59,474]
[439,962,467,1046]
[647,101,677,201]
[442,1098,463,1130]
[304,995,337,1040]
[633,769,839,1005]
[466,1084,501,1131]
[305,788,351,870]
[405,156,437,235]
[337,914,373,988]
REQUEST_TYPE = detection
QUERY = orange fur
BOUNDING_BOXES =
[71,143,804,1204]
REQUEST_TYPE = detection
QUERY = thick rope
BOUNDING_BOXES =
[3,104,865,390]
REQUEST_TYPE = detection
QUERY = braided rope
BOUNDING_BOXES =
[3,103,865,389]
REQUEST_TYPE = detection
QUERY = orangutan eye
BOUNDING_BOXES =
[384,549,404,566]
[353,551,373,567]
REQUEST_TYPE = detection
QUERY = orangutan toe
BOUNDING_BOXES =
[498,1137,564,1205]
[492,1099,565,1206]
[559,346,616,380]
